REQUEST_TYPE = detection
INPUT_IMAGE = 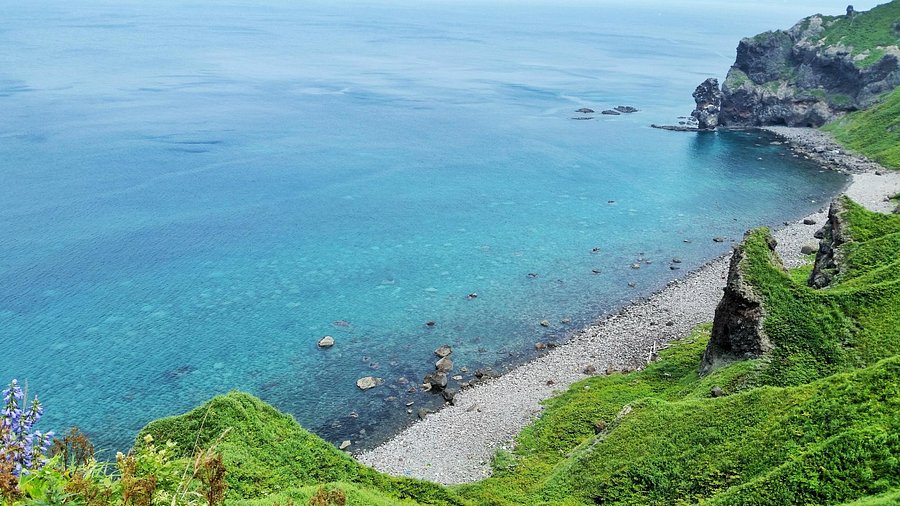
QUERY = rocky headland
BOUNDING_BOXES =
[694,2,900,128]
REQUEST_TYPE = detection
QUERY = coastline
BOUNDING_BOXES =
[357,127,900,485]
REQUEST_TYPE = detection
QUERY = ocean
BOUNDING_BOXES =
[0,0,862,451]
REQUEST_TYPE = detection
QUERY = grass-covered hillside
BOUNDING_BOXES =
[116,197,900,505]
[824,87,900,169]
[5,196,894,505]
[810,0,900,67]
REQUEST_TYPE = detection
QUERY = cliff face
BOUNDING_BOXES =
[710,2,900,127]
[700,231,778,375]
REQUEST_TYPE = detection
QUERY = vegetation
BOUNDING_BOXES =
[3,196,897,505]
[824,87,900,169]
[809,1,900,66]
[138,393,467,506]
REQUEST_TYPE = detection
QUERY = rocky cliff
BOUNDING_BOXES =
[695,1,900,128]
[700,231,778,375]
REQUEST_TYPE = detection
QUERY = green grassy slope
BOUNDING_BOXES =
[824,87,900,169]
[138,392,469,505]
[456,198,900,505]
[810,0,900,66]
[136,198,900,505]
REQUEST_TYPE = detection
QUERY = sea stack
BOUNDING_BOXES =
[691,78,723,130]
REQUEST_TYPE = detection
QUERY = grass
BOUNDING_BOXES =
[457,198,900,505]
[131,197,899,505]
[138,392,470,505]
[809,1,900,67]
[824,87,900,169]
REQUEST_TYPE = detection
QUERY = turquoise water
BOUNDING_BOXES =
[1,0,856,451]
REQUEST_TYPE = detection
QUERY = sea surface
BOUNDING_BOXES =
[0,0,865,451]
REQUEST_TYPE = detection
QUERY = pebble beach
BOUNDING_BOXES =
[357,127,900,485]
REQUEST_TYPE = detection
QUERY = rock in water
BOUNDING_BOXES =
[317,335,335,348]
[435,356,453,373]
[700,231,779,375]
[575,107,595,113]
[339,440,351,450]
[691,78,723,130]
[434,344,452,358]
[423,372,448,391]
[356,376,382,390]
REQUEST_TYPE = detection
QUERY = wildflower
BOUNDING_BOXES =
[0,380,54,476]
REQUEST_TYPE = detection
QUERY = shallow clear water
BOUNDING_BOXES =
[1,0,857,451]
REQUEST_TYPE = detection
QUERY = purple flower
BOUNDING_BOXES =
[1,379,53,476]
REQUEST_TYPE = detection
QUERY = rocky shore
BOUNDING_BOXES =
[357,128,900,485]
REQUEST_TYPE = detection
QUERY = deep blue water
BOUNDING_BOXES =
[1,0,864,451]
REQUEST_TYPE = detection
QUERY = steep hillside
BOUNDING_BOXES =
[823,86,900,169]
[124,197,900,505]
[138,392,468,505]
[715,1,900,127]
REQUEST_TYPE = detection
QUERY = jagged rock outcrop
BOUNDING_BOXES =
[809,198,850,288]
[710,4,900,127]
[691,78,723,129]
[700,232,779,375]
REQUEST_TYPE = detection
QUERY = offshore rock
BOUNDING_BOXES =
[691,78,723,129]
[434,345,452,358]
[435,356,453,373]
[809,199,850,288]
[356,376,383,390]
[700,232,779,374]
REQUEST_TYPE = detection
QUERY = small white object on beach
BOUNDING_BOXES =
[318,335,335,348]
